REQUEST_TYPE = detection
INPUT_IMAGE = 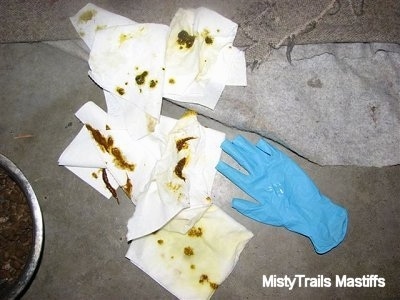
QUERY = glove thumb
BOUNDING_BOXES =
[232,197,284,226]
[232,198,262,216]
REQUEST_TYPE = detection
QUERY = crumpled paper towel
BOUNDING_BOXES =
[70,3,168,139]
[163,7,247,109]
[70,4,247,134]
[103,90,158,140]
[58,101,171,201]
[126,110,225,240]
[126,204,253,300]
[59,101,225,227]
[70,3,136,49]
[58,124,118,199]
[61,4,251,299]
[88,22,169,119]
[58,100,245,300]
[59,96,253,299]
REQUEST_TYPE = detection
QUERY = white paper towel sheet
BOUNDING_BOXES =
[59,101,225,210]
[71,4,247,113]
[126,204,253,300]
[88,22,169,119]
[70,3,136,49]
[126,111,226,240]
[58,99,247,300]
[58,101,172,201]
[163,7,247,109]
[103,91,157,140]
[61,4,251,298]
[71,4,162,139]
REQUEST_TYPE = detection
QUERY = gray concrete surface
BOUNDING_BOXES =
[185,42,400,167]
[0,41,399,299]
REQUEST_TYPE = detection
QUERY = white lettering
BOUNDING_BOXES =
[294,275,306,287]
[262,275,275,288]
[336,275,347,287]
[276,276,285,288]
[287,275,297,290]
[263,274,385,289]
[309,277,318,287]
[378,277,385,287]
[324,276,332,287]
[354,277,362,287]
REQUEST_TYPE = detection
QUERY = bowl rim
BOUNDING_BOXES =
[0,154,44,300]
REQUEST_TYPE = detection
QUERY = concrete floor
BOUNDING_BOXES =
[0,41,399,299]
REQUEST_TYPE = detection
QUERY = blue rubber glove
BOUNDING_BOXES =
[216,135,348,254]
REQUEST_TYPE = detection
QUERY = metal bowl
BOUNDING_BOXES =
[0,154,43,300]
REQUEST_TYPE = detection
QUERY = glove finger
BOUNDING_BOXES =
[216,161,249,189]
[233,197,284,226]
[221,136,258,173]
[255,139,277,156]
[256,139,311,181]
[232,198,261,213]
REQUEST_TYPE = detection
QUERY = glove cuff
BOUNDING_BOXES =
[308,198,348,254]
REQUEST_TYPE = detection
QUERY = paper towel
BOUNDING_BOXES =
[126,204,253,300]
[88,22,169,119]
[70,3,136,49]
[163,7,247,109]
[126,111,225,240]
[59,101,174,201]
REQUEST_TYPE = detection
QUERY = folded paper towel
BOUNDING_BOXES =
[126,204,253,300]
[59,101,173,201]
[60,4,250,298]
[126,110,225,240]
[71,4,160,140]
[59,102,225,229]
[103,91,157,140]
[163,7,247,109]
[58,101,243,300]
[58,123,118,199]
[71,4,246,113]
[70,3,136,49]
[88,22,169,119]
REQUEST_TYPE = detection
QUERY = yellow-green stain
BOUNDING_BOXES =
[95,24,107,31]
[116,86,125,96]
[79,10,96,23]
[149,80,158,88]
[177,30,196,49]
[135,71,148,85]
[205,36,213,44]
[184,246,194,256]
[119,33,131,44]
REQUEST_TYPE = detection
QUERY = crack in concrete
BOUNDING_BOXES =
[289,45,400,63]
[163,98,320,166]
[291,51,336,62]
